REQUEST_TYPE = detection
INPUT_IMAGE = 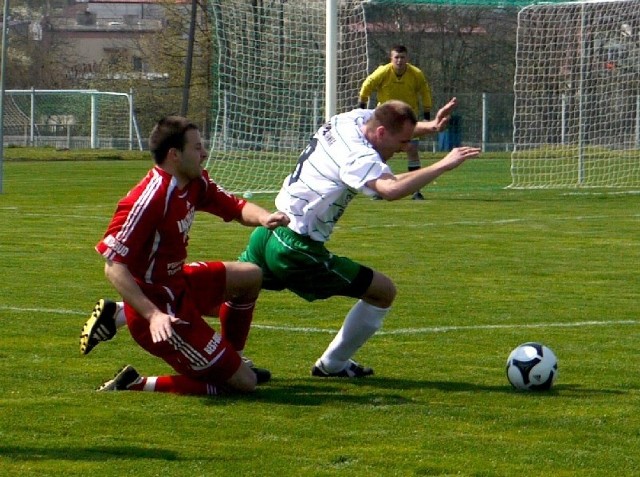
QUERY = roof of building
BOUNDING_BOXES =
[88,0,190,4]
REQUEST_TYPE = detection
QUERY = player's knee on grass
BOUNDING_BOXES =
[226,361,258,392]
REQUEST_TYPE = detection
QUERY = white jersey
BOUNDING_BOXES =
[275,108,392,242]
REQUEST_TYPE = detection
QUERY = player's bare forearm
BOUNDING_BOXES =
[414,97,457,136]
[104,260,160,322]
[238,201,289,229]
[104,260,190,343]
[369,146,480,200]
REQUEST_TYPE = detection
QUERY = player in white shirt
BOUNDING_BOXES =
[241,98,480,377]
[276,108,387,242]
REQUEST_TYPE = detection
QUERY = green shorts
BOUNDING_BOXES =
[239,226,373,302]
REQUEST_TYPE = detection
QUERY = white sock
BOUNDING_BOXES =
[115,302,126,328]
[143,376,157,392]
[317,300,389,373]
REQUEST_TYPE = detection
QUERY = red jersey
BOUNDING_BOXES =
[96,166,245,292]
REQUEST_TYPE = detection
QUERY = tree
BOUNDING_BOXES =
[85,0,214,137]
[2,0,77,89]
[364,3,518,96]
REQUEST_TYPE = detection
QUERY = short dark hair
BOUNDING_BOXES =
[372,100,417,134]
[390,45,408,55]
[148,116,199,164]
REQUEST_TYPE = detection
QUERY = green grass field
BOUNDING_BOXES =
[1,153,639,476]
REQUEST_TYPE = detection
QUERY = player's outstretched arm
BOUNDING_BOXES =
[432,146,481,172]
[237,201,290,229]
[370,146,480,201]
[414,97,457,136]
[104,260,184,343]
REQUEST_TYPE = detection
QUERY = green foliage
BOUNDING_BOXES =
[1,156,639,476]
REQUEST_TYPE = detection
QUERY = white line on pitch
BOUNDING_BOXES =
[2,207,639,229]
[347,214,640,230]
[0,305,636,335]
[370,320,639,335]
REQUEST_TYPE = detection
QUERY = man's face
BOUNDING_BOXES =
[375,120,415,161]
[175,128,207,182]
[390,50,408,74]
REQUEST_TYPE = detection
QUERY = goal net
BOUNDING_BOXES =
[510,0,640,188]
[3,90,142,150]
[207,0,368,194]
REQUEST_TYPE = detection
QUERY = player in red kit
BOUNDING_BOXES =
[91,115,289,396]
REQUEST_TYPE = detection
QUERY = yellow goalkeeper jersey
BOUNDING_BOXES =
[359,63,432,114]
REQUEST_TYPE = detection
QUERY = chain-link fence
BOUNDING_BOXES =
[427,92,515,152]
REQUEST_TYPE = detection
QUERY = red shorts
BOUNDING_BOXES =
[125,261,241,384]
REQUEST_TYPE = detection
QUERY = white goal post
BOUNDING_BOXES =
[510,0,640,188]
[206,0,368,194]
[3,89,143,150]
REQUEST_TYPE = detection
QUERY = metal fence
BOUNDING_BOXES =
[423,92,515,152]
[2,89,514,152]
[213,91,516,153]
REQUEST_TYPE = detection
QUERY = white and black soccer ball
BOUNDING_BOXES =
[506,342,558,391]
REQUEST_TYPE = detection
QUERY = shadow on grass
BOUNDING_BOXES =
[359,378,626,396]
[0,445,182,461]
[205,377,627,406]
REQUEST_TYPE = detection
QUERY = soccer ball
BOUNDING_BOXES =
[506,342,558,391]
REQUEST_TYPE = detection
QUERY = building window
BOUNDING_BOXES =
[133,56,143,72]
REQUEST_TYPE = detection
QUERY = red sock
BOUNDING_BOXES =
[219,301,255,353]
[129,375,222,396]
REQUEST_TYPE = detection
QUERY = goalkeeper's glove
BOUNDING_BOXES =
[358,102,367,109]
[423,111,431,121]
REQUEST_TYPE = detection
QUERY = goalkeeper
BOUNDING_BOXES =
[358,44,433,200]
